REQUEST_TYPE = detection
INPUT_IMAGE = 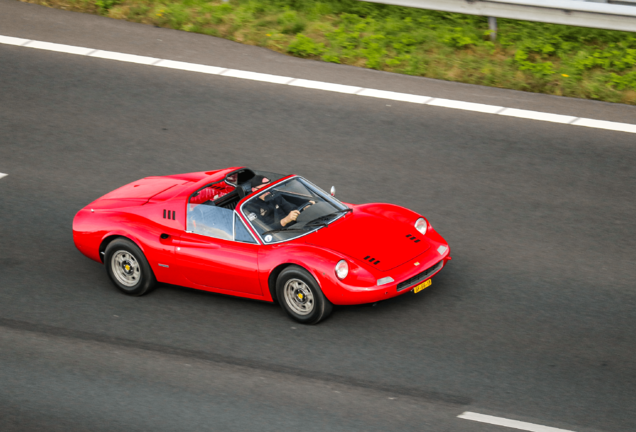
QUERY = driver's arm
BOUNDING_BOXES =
[280,210,300,227]
[273,195,298,227]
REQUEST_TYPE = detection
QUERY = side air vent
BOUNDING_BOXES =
[363,256,381,266]
[163,210,176,220]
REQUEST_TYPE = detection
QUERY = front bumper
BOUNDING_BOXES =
[330,246,451,305]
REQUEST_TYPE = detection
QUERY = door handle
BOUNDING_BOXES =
[160,233,170,240]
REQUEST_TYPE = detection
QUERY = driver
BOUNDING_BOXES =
[244,176,302,229]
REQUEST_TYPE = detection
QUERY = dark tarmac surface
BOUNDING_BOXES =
[1,2,636,431]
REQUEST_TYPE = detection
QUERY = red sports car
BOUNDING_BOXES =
[73,167,451,324]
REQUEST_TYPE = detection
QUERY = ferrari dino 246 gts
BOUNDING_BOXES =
[73,167,451,324]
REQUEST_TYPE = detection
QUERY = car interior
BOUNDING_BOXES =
[187,170,342,242]
[187,168,287,240]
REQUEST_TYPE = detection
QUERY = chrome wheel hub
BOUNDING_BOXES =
[283,278,314,316]
[111,251,141,288]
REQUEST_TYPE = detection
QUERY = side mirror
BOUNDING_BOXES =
[330,186,336,197]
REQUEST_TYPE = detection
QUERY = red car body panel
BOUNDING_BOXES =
[176,232,262,295]
[73,168,451,306]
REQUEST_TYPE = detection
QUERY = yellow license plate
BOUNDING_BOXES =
[413,279,432,294]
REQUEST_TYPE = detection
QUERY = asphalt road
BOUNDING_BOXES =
[1,2,636,431]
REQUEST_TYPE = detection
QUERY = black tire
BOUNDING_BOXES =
[104,238,156,296]
[276,266,333,324]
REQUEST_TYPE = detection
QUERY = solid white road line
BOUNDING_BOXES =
[499,108,577,124]
[221,69,295,84]
[89,50,159,65]
[0,35,29,45]
[24,40,95,55]
[428,98,504,114]
[154,59,226,75]
[0,173,8,180]
[458,412,576,432]
[357,88,432,104]
[288,79,363,94]
[572,117,636,134]
[2,35,635,134]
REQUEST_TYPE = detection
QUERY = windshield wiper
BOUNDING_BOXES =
[261,222,328,237]
[260,227,306,236]
[305,208,352,226]
[302,221,329,230]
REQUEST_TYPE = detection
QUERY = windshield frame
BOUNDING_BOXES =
[238,175,348,245]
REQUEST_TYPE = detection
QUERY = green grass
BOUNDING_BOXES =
[23,0,636,104]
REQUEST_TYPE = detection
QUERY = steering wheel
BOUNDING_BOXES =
[295,201,314,213]
[281,202,313,229]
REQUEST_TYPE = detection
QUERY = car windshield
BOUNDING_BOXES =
[241,177,348,243]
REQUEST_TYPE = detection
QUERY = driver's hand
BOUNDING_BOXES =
[281,210,301,227]
[309,200,316,205]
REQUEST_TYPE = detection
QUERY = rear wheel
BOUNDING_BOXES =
[104,238,156,296]
[276,266,333,324]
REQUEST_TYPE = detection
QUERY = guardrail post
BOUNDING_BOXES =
[488,16,498,41]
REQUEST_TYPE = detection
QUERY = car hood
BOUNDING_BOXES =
[306,206,430,272]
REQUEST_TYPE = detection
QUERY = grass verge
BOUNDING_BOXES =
[20,0,636,104]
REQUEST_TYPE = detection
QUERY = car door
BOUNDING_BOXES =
[175,206,262,296]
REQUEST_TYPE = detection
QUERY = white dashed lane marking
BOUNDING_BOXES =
[1,34,636,135]
[0,173,7,180]
[458,412,576,432]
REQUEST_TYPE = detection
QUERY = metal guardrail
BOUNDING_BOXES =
[359,0,636,32]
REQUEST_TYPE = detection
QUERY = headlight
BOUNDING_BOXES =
[415,218,427,235]
[335,260,349,280]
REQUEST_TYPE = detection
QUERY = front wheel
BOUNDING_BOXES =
[276,266,333,324]
[104,238,156,296]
